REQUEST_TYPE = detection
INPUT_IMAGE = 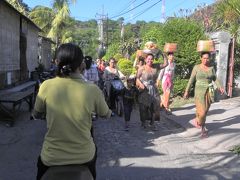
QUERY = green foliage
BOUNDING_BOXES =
[113,53,123,61]
[117,59,134,77]
[7,0,29,16]
[29,0,76,47]
[103,43,121,61]
[159,18,207,78]
[234,43,240,82]
[230,145,240,155]
[141,24,163,49]
[212,0,240,38]
[173,77,189,97]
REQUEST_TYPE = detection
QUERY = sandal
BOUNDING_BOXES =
[165,108,172,115]
[201,131,208,138]
[200,126,208,138]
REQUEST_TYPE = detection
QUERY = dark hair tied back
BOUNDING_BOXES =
[61,65,71,76]
[84,56,93,70]
[55,43,84,77]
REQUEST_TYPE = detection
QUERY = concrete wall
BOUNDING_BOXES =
[25,22,39,73]
[0,1,40,89]
[0,2,20,88]
[39,37,52,70]
[0,3,20,71]
[210,31,231,99]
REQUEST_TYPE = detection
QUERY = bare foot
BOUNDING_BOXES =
[193,118,201,129]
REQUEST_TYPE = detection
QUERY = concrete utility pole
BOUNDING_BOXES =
[161,0,165,23]
[96,6,108,57]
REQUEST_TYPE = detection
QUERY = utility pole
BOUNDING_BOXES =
[130,0,136,21]
[161,0,165,23]
[96,6,108,58]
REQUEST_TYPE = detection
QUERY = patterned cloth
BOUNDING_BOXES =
[84,64,99,84]
[137,64,161,123]
[185,64,221,126]
[158,61,175,109]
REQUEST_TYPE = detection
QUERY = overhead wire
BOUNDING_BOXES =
[148,0,187,21]
[110,0,151,19]
[112,0,137,16]
[125,0,162,23]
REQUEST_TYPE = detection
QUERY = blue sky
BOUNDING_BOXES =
[24,0,214,23]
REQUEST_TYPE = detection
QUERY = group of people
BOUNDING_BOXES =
[135,50,224,136]
[32,43,225,179]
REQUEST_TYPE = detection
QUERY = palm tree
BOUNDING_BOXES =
[212,0,240,97]
[213,0,240,41]
[29,0,76,47]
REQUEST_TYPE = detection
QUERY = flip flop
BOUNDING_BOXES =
[201,131,208,138]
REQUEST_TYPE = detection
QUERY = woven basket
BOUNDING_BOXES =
[164,43,177,53]
[197,40,215,52]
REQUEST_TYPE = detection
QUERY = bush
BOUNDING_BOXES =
[230,145,240,155]
[103,43,121,61]
[117,59,134,77]
[159,18,207,78]
[173,77,189,97]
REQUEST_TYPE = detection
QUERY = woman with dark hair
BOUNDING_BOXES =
[33,43,111,180]
[103,57,125,113]
[136,53,168,130]
[84,56,99,85]
[184,52,224,137]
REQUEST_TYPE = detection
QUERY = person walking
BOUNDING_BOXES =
[183,52,224,137]
[32,43,111,180]
[103,58,125,113]
[122,77,137,130]
[136,53,168,130]
[84,56,99,85]
[158,52,176,114]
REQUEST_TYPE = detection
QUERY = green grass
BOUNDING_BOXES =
[230,145,240,155]
[170,96,194,108]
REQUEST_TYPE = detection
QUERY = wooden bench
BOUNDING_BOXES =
[0,81,36,127]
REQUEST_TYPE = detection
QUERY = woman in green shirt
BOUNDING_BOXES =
[184,52,224,137]
[33,43,111,180]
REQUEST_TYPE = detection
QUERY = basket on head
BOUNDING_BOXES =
[164,43,177,53]
[197,40,215,52]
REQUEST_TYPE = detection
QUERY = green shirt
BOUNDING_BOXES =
[185,64,221,103]
[34,73,111,166]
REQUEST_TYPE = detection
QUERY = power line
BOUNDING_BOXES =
[113,0,137,16]
[110,0,151,19]
[125,0,162,23]
[148,0,186,21]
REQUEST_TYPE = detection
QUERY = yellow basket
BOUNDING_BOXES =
[164,43,177,53]
[197,40,215,52]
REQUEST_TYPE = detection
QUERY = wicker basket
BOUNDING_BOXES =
[197,40,215,52]
[164,43,177,53]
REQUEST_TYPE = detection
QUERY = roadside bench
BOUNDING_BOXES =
[0,81,36,127]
